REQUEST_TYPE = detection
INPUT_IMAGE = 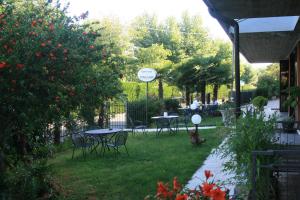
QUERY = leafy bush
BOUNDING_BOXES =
[127,96,164,125]
[256,75,279,98]
[220,111,276,199]
[252,96,268,110]
[164,98,180,113]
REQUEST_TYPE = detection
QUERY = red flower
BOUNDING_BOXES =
[16,64,24,69]
[0,62,7,69]
[211,187,226,200]
[173,177,181,192]
[41,43,46,47]
[55,96,60,102]
[35,52,42,57]
[201,182,215,197]
[204,170,213,180]
[49,23,54,31]
[175,194,188,200]
[89,45,95,49]
[83,32,87,35]
[31,20,37,27]
[157,182,169,198]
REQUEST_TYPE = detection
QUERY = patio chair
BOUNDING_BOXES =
[128,116,146,135]
[71,131,95,159]
[106,131,129,157]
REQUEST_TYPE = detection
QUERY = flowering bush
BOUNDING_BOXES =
[0,0,121,198]
[146,170,230,200]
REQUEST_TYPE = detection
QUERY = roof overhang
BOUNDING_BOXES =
[203,0,300,63]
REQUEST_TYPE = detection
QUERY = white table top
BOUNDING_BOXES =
[85,128,121,135]
[151,115,179,119]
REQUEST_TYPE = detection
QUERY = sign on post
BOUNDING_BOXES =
[137,68,157,128]
[138,68,157,82]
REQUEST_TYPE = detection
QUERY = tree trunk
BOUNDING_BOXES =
[53,122,61,145]
[200,81,206,104]
[98,102,105,128]
[158,77,163,100]
[185,87,190,106]
[213,84,219,101]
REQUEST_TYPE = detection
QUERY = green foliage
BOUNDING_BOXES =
[122,81,181,101]
[241,64,254,84]
[283,86,300,109]
[4,160,58,200]
[252,96,268,110]
[220,111,276,198]
[127,96,164,124]
[164,98,180,113]
[255,64,279,99]
[0,0,122,197]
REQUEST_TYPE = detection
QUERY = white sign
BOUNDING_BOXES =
[137,68,157,82]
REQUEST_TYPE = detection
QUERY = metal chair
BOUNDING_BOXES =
[128,116,146,135]
[106,131,129,156]
[71,131,95,159]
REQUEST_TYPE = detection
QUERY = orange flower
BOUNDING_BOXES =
[204,170,213,180]
[173,177,181,192]
[157,182,169,198]
[16,64,24,69]
[201,182,215,197]
[211,187,226,200]
[175,194,188,200]
[0,62,7,69]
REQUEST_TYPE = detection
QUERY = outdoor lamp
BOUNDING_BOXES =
[191,114,202,134]
[190,103,197,110]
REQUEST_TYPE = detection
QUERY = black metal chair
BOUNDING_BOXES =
[71,131,95,159]
[106,131,129,157]
[128,116,146,135]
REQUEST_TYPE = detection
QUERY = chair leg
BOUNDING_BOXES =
[72,148,75,159]
[124,145,129,156]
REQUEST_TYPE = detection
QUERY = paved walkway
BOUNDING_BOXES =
[185,139,236,196]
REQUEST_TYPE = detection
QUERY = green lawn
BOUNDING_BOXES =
[50,129,226,200]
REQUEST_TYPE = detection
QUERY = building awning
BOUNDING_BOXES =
[204,0,300,63]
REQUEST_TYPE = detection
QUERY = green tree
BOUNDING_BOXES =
[208,41,232,101]
[180,11,209,58]
[241,64,254,84]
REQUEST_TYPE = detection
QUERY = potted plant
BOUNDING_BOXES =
[219,101,235,127]
[282,116,296,133]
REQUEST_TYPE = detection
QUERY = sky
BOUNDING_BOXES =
[60,0,270,68]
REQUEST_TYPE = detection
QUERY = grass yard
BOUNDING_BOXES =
[50,128,226,200]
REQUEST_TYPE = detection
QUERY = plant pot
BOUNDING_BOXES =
[282,121,296,133]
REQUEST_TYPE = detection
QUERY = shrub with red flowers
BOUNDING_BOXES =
[146,170,230,200]
[0,0,122,199]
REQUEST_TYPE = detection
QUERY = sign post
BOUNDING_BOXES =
[137,68,157,127]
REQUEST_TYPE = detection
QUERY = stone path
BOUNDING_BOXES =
[185,140,236,196]
[185,99,290,197]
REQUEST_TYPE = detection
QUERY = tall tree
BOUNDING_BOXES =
[208,41,232,101]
